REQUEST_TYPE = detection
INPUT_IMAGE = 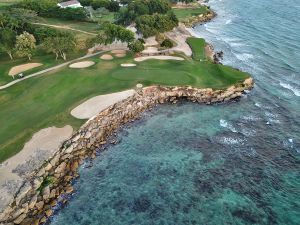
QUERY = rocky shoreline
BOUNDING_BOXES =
[0,78,254,225]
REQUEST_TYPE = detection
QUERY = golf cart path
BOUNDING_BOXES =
[0,48,125,90]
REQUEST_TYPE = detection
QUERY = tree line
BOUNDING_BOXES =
[0,10,77,61]
[115,0,178,37]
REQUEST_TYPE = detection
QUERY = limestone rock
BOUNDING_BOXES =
[42,186,50,201]
[35,201,44,211]
[55,162,66,174]
[28,195,38,209]
[15,182,32,206]
[13,213,26,224]
[45,209,53,217]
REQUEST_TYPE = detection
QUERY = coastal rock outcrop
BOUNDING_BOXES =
[0,78,254,225]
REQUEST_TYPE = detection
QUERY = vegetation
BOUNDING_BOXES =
[0,48,249,162]
[37,176,55,192]
[187,37,206,61]
[79,0,119,12]
[173,6,210,22]
[0,28,16,59]
[42,32,76,60]
[0,50,84,85]
[161,38,173,48]
[135,12,178,37]
[16,0,88,21]
[115,0,171,25]
[128,40,145,53]
[15,31,36,60]
[0,0,250,166]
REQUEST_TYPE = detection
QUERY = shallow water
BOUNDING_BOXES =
[50,0,300,224]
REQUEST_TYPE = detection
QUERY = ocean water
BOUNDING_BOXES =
[49,0,300,224]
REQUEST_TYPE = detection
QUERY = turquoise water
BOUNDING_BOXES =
[50,0,300,224]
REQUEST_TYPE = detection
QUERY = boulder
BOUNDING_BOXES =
[42,186,50,201]
[55,162,67,174]
[13,213,26,224]
[35,201,44,211]
[15,183,32,206]
[28,195,38,209]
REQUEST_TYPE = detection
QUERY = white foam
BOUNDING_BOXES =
[235,53,254,61]
[242,115,260,121]
[254,102,261,107]
[219,119,237,133]
[288,138,293,143]
[221,137,243,145]
[205,27,219,35]
[279,82,300,96]
[265,111,277,118]
[225,19,232,24]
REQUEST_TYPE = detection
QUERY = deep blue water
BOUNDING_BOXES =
[50,0,300,224]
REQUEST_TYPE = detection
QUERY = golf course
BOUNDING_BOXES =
[0,39,249,162]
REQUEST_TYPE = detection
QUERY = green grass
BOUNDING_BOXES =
[38,17,100,33]
[39,13,115,34]
[187,37,206,61]
[0,50,85,86]
[0,40,249,162]
[173,6,209,22]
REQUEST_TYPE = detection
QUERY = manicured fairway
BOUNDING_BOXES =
[173,7,209,22]
[0,51,85,86]
[0,42,249,162]
[187,37,207,61]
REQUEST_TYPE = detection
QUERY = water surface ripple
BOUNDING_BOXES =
[50,0,300,224]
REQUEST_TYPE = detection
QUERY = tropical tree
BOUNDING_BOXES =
[128,40,144,53]
[42,32,76,60]
[15,32,36,60]
[0,13,8,28]
[102,23,134,43]
[0,28,16,60]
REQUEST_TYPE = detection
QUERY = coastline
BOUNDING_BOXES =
[0,80,254,224]
[0,5,254,225]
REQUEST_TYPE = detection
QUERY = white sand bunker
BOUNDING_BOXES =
[142,47,158,54]
[100,54,113,60]
[69,61,95,68]
[121,63,136,67]
[111,49,126,54]
[115,53,126,58]
[0,125,73,212]
[134,55,185,62]
[9,63,43,76]
[71,90,136,119]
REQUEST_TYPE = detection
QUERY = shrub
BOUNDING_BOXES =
[128,40,144,53]
[161,38,173,48]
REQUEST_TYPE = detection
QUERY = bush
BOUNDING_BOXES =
[16,0,88,21]
[136,12,178,38]
[32,26,60,43]
[128,40,144,53]
[161,38,173,48]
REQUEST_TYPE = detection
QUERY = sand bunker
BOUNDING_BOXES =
[9,63,43,76]
[115,53,126,58]
[69,61,95,68]
[144,36,159,46]
[121,63,136,67]
[0,126,73,213]
[142,47,159,54]
[100,54,114,60]
[111,49,126,54]
[134,56,185,62]
[71,90,136,119]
